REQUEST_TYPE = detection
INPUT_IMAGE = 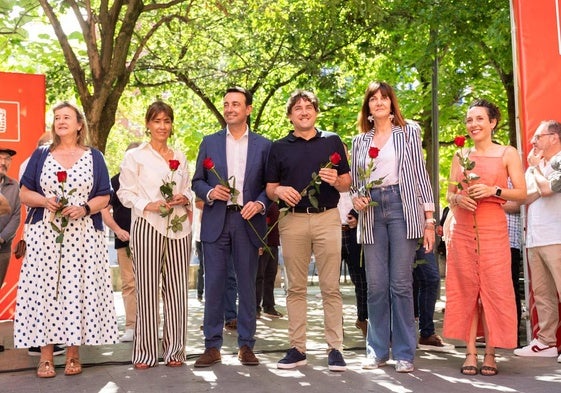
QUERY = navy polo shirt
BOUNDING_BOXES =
[265,129,350,209]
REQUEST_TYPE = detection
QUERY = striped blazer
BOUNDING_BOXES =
[351,121,435,244]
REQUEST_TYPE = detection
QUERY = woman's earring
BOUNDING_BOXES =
[145,129,151,137]
[389,113,394,122]
[367,115,374,123]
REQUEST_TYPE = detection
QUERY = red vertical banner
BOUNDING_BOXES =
[511,0,561,347]
[0,72,45,320]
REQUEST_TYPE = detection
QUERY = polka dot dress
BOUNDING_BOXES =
[14,151,119,347]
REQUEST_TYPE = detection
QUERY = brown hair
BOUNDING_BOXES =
[468,99,501,131]
[145,101,174,136]
[286,90,320,116]
[357,81,406,133]
[50,101,89,149]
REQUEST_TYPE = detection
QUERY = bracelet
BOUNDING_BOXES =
[81,203,91,216]
[425,218,436,225]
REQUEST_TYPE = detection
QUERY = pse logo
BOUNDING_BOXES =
[0,101,21,142]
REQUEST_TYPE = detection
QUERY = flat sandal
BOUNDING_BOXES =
[480,353,498,376]
[37,360,56,378]
[64,357,82,376]
[166,360,184,367]
[460,353,478,375]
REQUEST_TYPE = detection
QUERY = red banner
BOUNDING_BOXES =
[0,71,45,320]
[511,0,561,347]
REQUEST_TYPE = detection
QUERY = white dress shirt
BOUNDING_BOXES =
[226,126,249,205]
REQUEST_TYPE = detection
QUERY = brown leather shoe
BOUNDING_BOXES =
[194,347,221,368]
[355,319,367,337]
[238,345,259,366]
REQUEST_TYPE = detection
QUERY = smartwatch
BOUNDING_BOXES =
[495,186,502,197]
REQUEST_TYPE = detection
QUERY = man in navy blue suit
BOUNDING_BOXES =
[192,86,271,367]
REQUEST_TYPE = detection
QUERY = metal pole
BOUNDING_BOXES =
[431,28,440,223]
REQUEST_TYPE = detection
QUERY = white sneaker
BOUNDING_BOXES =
[361,357,386,369]
[395,360,414,373]
[120,329,134,342]
[513,338,558,357]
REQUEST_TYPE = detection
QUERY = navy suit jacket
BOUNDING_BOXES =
[192,129,272,248]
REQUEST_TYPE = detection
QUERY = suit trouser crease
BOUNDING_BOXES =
[202,211,258,349]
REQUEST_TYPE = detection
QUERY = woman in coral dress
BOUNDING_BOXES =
[443,99,526,376]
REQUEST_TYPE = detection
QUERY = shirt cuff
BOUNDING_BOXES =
[206,190,214,205]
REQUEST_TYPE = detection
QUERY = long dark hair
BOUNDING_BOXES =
[357,81,406,133]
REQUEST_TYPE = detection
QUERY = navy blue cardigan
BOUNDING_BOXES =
[20,146,111,231]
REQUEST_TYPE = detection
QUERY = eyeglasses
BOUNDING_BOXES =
[0,156,12,162]
[533,133,556,140]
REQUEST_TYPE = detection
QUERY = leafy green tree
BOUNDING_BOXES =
[33,0,193,151]
[132,0,383,140]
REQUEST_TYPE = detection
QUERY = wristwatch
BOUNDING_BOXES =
[495,186,502,197]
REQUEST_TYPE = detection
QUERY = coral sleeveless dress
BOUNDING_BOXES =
[443,150,517,348]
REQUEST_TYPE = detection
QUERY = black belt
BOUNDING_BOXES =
[290,206,335,214]
[226,205,242,212]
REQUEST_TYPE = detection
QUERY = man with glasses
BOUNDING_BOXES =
[513,120,561,363]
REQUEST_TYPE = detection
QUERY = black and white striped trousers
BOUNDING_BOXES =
[130,217,191,366]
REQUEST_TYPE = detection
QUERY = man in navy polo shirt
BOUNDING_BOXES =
[266,90,351,372]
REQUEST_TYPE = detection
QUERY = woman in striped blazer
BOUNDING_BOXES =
[351,81,435,373]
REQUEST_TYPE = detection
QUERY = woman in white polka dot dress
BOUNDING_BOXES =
[16,102,118,378]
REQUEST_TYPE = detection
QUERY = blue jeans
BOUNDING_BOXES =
[413,248,440,338]
[364,185,418,363]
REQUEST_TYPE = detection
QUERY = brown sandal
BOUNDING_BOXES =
[166,360,184,367]
[134,362,151,369]
[460,353,478,375]
[37,360,56,378]
[480,353,498,376]
[64,358,82,376]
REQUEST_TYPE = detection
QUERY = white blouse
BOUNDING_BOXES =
[117,142,192,239]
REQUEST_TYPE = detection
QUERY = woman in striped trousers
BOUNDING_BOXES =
[118,101,193,369]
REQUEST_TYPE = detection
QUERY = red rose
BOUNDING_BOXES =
[454,136,466,148]
[56,171,68,183]
[203,157,214,170]
[329,152,341,166]
[368,147,380,159]
[169,159,180,171]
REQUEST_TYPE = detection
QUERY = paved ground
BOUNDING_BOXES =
[1,284,560,393]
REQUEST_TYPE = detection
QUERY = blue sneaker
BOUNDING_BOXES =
[277,347,307,369]
[328,349,347,372]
